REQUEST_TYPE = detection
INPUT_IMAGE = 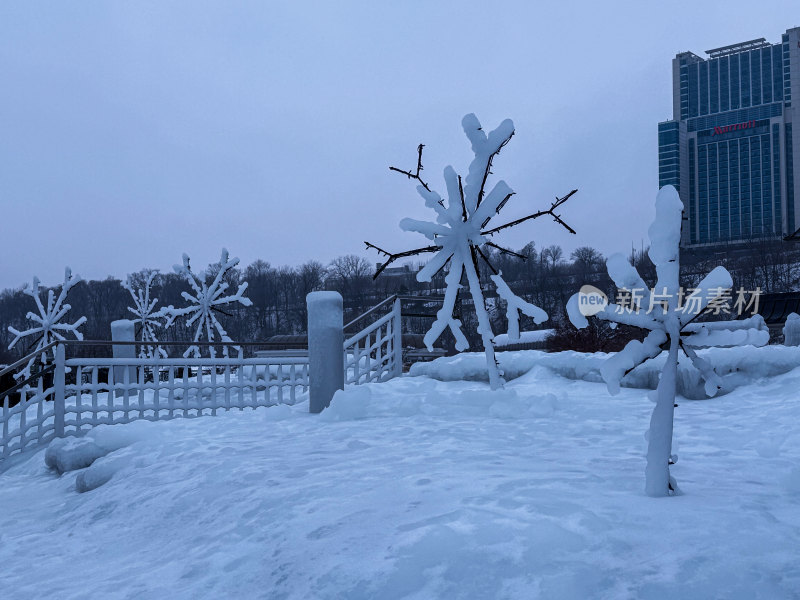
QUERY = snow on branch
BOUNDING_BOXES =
[366,113,577,389]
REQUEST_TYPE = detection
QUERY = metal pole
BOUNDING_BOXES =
[392,297,403,378]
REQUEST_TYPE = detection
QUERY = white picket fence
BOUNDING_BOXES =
[1,295,404,462]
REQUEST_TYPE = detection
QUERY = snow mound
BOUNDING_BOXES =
[44,438,107,475]
[43,419,165,491]
[410,346,800,399]
[45,420,156,475]
[321,373,559,421]
[784,312,800,346]
[75,447,138,493]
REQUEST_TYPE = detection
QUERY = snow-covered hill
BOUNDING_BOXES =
[1,362,799,599]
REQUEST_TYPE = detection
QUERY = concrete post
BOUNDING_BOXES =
[111,319,137,397]
[307,291,344,413]
[53,343,65,438]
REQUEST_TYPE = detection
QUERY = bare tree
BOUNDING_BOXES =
[570,246,604,282]
[542,245,563,270]
[328,255,372,303]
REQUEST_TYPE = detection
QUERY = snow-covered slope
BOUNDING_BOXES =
[1,364,799,599]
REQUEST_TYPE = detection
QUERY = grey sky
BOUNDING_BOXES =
[1,1,796,290]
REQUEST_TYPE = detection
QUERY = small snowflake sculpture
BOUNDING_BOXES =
[163,249,252,358]
[491,273,548,342]
[366,114,576,389]
[567,185,768,497]
[7,268,87,380]
[123,271,167,359]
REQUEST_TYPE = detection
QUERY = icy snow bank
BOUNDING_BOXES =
[44,438,107,475]
[784,313,800,346]
[410,346,800,399]
[45,420,157,475]
[321,370,560,421]
[44,420,166,492]
[74,447,141,493]
[494,329,553,347]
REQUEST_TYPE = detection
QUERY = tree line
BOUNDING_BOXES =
[2,239,799,365]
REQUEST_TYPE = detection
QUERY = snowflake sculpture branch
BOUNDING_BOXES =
[367,114,577,389]
[7,268,87,380]
[123,271,167,359]
[163,249,252,358]
[567,186,768,497]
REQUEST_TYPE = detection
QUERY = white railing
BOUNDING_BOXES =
[64,355,309,434]
[343,297,402,385]
[1,342,61,460]
[1,373,58,460]
[1,343,308,461]
[1,294,406,464]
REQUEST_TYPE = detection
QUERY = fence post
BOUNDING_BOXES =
[307,291,344,414]
[111,319,137,397]
[392,297,403,378]
[53,343,65,438]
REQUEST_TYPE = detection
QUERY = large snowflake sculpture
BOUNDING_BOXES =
[163,249,252,358]
[7,268,87,380]
[567,185,768,496]
[123,271,167,359]
[367,114,576,389]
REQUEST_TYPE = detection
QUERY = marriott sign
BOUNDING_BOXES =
[711,120,756,135]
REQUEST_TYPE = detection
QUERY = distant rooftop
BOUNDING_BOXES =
[705,38,770,58]
[676,50,703,61]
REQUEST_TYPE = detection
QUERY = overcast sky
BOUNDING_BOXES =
[1,1,796,290]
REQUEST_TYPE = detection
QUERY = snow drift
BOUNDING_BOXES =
[410,346,800,399]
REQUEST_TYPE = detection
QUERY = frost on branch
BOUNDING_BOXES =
[567,185,767,497]
[367,114,576,390]
[7,268,87,380]
[163,249,252,358]
[123,271,167,359]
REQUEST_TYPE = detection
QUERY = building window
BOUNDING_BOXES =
[787,123,795,233]
[689,62,699,117]
[773,45,783,102]
[730,54,740,109]
[741,52,751,107]
[761,47,772,104]
[710,59,719,114]
[720,56,730,112]
[751,50,761,106]
[700,61,709,115]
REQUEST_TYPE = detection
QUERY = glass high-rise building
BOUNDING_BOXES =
[659,27,800,247]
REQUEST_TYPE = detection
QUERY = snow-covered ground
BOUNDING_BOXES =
[1,358,799,599]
